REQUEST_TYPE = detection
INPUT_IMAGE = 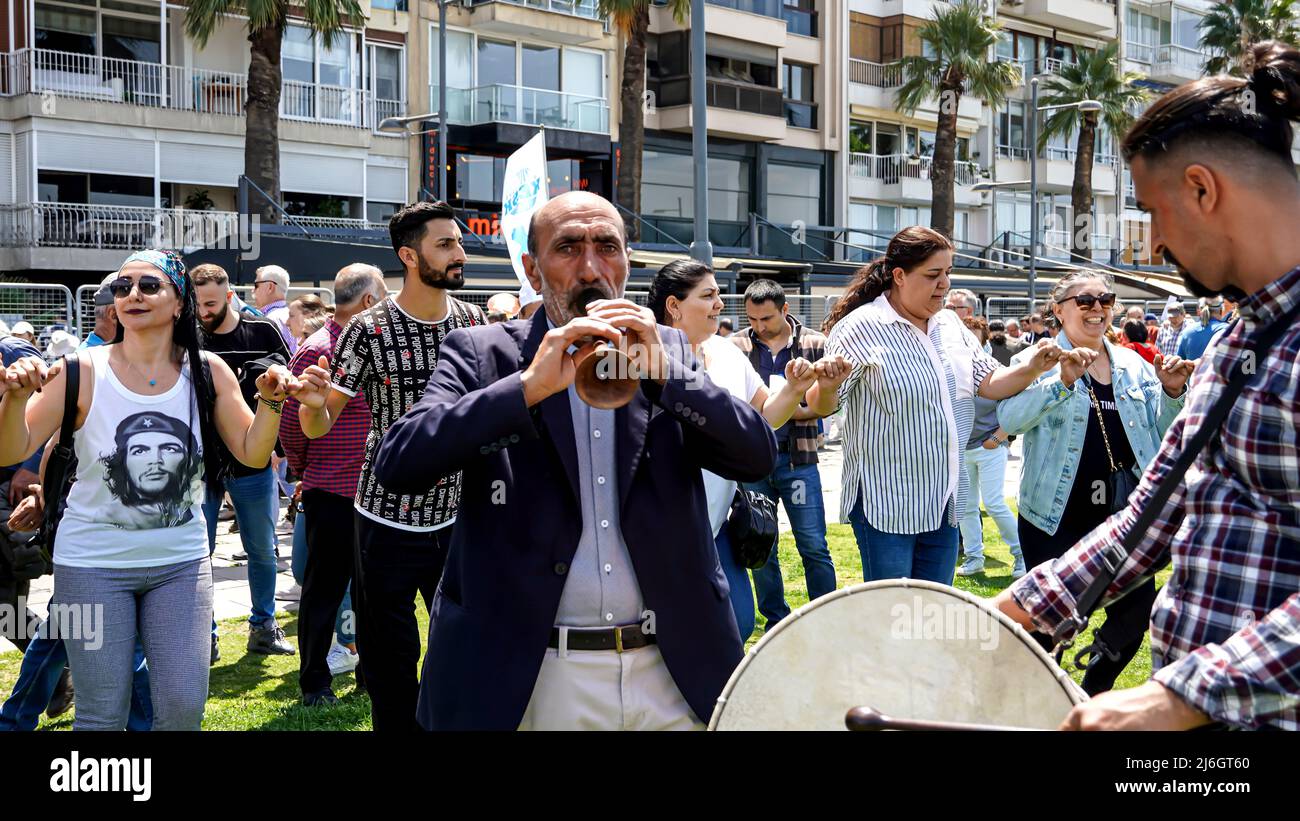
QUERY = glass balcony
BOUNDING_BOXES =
[704,0,782,20]
[440,84,610,133]
[465,0,600,19]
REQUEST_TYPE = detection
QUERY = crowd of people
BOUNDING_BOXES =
[1,45,1298,732]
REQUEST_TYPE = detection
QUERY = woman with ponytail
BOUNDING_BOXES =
[823,226,1068,584]
[0,249,303,730]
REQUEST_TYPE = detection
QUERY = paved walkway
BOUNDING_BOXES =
[3,439,1025,655]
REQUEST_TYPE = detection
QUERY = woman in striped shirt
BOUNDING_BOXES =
[821,227,1067,584]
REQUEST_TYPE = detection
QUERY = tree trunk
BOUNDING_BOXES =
[246,23,284,225]
[929,77,960,239]
[615,5,650,242]
[1070,114,1098,263]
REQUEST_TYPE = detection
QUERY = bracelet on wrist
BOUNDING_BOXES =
[258,395,284,414]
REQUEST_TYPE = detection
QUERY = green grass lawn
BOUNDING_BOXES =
[0,508,1167,730]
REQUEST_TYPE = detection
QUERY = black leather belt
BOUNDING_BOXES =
[548,625,657,653]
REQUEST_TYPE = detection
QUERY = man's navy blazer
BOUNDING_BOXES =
[375,309,777,730]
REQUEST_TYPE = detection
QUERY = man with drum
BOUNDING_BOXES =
[995,42,1300,731]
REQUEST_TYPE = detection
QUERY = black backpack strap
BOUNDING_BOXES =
[1056,297,1300,652]
[38,353,80,560]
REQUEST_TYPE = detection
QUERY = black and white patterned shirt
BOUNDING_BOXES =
[330,295,485,531]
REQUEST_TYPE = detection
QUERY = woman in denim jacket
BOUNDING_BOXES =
[997,271,1195,694]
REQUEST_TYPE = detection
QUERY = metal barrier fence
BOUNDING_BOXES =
[0,282,77,349]
[984,297,1034,322]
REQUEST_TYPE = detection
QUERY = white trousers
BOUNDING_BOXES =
[518,641,704,731]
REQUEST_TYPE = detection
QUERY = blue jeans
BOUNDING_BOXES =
[203,467,279,627]
[745,453,837,627]
[848,494,959,584]
[291,506,355,646]
[0,635,152,732]
[712,526,754,644]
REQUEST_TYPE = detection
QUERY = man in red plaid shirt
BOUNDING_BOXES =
[996,42,1300,730]
[280,263,388,706]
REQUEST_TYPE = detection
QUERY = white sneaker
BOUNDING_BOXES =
[956,557,985,576]
[1012,556,1027,579]
[275,583,301,602]
[326,643,359,676]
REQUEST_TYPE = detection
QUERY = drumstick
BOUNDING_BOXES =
[845,705,1037,732]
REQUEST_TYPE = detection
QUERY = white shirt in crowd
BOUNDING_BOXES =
[827,294,999,534]
[698,334,766,537]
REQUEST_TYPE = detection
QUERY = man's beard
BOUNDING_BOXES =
[542,282,617,325]
[417,257,465,290]
[199,301,228,333]
[1164,248,1248,302]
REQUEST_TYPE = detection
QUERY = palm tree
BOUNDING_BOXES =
[185,0,363,223]
[897,1,1018,239]
[1199,0,1300,75]
[1038,43,1147,262]
[599,0,689,240]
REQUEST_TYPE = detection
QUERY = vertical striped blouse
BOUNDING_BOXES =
[826,294,1001,534]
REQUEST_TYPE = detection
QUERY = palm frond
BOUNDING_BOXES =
[598,0,688,36]
[183,0,243,48]
[896,0,1013,114]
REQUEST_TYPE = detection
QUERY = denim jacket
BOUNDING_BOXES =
[996,332,1185,536]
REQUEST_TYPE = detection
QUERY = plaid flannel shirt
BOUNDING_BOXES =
[280,320,370,499]
[731,315,826,466]
[1011,265,1300,730]
[1155,320,1187,358]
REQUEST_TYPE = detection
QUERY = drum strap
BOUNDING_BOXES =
[1055,295,1300,667]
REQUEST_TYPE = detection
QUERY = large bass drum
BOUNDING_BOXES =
[709,580,1086,731]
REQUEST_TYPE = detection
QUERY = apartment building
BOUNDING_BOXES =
[417,0,618,244]
[0,0,412,280]
[637,0,845,264]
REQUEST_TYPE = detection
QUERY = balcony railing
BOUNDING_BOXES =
[705,0,782,19]
[848,152,982,186]
[440,83,609,133]
[1154,44,1205,74]
[848,59,903,88]
[466,0,600,19]
[1126,41,1155,63]
[0,202,384,250]
[0,48,404,129]
[999,145,1117,167]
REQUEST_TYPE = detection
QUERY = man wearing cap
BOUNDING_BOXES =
[9,322,36,346]
[82,275,119,348]
[1155,302,1189,358]
[1144,313,1160,344]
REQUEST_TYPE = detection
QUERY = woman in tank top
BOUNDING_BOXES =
[0,250,304,730]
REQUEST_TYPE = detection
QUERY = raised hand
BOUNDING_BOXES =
[1057,347,1098,387]
[585,299,669,383]
[813,354,852,391]
[1153,353,1195,397]
[521,316,621,407]
[784,357,816,396]
[292,355,333,410]
[256,364,300,403]
[1024,339,1065,377]
[2,355,62,400]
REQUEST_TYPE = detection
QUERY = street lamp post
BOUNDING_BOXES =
[1026,76,1102,311]
[689,0,712,266]
[438,0,449,203]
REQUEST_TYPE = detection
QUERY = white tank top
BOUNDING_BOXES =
[54,344,209,568]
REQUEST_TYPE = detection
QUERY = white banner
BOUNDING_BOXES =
[500,131,548,306]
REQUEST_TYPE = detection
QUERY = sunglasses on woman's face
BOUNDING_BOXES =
[110,275,165,299]
[1057,292,1116,310]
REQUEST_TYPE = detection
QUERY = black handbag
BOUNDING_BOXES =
[1083,377,1139,515]
[727,488,779,570]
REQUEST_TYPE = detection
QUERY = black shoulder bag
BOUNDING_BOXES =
[35,353,81,567]
[727,488,780,570]
[1057,298,1300,670]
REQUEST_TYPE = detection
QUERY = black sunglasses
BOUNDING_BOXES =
[110,275,165,299]
[1057,292,1116,310]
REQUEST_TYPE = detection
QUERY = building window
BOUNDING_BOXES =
[998,101,1026,156]
[368,44,404,105]
[456,154,505,204]
[767,163,820,226]
[642,150,751,222]
[367,201,400,224]
[430,29,474,89]
[849,120,872,154]
[782,62,816,129]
